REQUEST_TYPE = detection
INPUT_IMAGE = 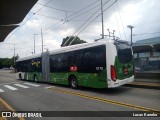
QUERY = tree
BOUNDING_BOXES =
[0,54,19,69]
[0,58,11,69]
[61,36,87,47]
[11,54,19,67]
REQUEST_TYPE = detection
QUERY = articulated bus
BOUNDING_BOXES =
[15,39,134,88]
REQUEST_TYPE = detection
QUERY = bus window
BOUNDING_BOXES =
[115,43,132,64]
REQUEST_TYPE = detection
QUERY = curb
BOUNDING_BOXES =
[124,83,160,90]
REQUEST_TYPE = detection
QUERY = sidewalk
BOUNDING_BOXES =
[125,78,160,90]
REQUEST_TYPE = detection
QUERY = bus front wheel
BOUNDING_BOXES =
[34,75,38,82]
[69,76,78,89]
[19,73,22,80]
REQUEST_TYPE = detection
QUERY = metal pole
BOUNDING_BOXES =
[127,25,134,46]
[34,34,35,54]
[14,44,15,66]
[113,30,115,40]
[41,28,44,53]
[101,0,104,39]
[131,28,133,46]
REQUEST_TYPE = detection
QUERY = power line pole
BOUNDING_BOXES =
[33,34,37,54]
[1,43,16,66]
[101,0,104,39]
[127,25,134,46]
[41,28,44,53]
[13,44,15,66]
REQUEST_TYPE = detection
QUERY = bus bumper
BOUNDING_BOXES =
[108,75,134,88]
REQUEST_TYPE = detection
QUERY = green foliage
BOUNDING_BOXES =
[61,36,87,47]
[0,55,19,69]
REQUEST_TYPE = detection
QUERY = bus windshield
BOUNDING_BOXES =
[115,42,132,64]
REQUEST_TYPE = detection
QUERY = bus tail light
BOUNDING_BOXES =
[110,65,117,82]
[124,68,128,75]
[70,66,78,72]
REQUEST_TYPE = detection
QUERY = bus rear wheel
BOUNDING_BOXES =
[69,76,78,89]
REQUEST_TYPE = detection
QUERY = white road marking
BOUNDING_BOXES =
[0,88,4,92]
[24,82,40,87]
[44,86,55,89]
[4,85,18,90]
[0,81,21,86]
[14,84,29,88]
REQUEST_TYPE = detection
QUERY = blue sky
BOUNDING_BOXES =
[0,0,160,58]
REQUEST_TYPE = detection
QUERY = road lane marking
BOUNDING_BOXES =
[0,81,22,86]
[24,82,40,87]
[0,89,4,92]
[0,97,25,120]
[48,87,160,114]
[4,85,18,90]
[44,86,55,89]
[14,84,29,88]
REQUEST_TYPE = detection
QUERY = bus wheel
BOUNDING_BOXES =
[70,76,78,89]
[19,73,22,80]
[34,75,38,82]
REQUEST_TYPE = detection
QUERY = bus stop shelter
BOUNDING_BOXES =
[133,38,160,72]
[0,0,38,42]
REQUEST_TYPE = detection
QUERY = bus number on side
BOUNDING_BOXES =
[96,67,104,71]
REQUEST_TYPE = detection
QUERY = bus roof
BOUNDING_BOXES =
[49,39,114,55]
[16,39,128,62]
[16,53,41,62]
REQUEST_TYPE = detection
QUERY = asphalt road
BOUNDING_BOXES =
[0,70,160,120]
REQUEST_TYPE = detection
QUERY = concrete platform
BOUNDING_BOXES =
[125,78,160,90]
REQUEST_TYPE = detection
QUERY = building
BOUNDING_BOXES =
[133,36,160,72]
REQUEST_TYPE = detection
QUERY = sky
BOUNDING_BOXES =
[0,0,160,58]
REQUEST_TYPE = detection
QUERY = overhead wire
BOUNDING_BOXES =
[1,0,102,57]
[34,0,53,14]
[134,19,160,27]
[37,3,75,13]
[3,0,53,45]
[33,0,100,24]
[1,0,54,56]
[30,12,63,20]
[63,0,111,46]
[0,0,54,57]
[43,20,63,34]
[1,0,118,57]
[26,0,102,51]
[64,0,112,46]
[1,51,14,58]
[42,0,101,34]
[67,1,101,21]
[133,32,160,36]
[40,0,102,36]
[113,7,122,39]
[66,0,100,20]
[36,2,97,14]
[116,2,127,40]
[69,0,118,45]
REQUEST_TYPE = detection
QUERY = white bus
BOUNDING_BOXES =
[16,39,134,88]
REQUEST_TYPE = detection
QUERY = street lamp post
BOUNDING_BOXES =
[127,25,134,46]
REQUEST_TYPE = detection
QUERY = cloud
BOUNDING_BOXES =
[59,28,75,37]
[1,0,160,58]
[25,19,41,29]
